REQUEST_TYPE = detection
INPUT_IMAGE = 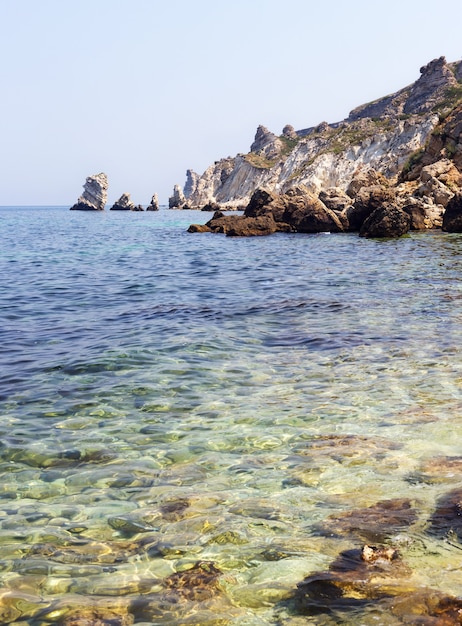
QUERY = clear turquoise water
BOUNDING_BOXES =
[1,206,462,624]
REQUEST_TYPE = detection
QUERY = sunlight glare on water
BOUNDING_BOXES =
[1,206,462,624]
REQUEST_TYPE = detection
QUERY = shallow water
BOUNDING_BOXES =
[1,206,462,624]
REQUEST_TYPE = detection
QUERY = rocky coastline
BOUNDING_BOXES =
[181,56,462,238]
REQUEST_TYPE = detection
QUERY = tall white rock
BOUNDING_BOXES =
[70,173,108,211]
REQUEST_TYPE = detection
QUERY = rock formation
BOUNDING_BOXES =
[70,172,108,211]
[249,125,284,160]
[169,184,187,209]
[177,57,462,216]
[146,193,159,211]
[186,56,462,238]
[110,193,143,211]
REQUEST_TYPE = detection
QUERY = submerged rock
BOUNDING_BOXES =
[163,560,222,601]
[293,544,462,623]
[426,487,462,541]
[70,173,108,211]
[316,498,417,542]
[294,544,407,615]
[407,455,462,484]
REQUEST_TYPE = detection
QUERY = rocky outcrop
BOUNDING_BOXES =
[281,186,344,233]
[442,193,462,231]
[404,56,458,115]
[110,193,143,211]
[359,205,410,238]
[70,173,108,211]
[169,184,188,209]
[250,125,284,160]
[187,210,290,237]
[146,194,159,211]
[178,57,462,212]
[282,124,298,140]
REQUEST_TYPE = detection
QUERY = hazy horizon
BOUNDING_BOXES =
[2,0,462,206]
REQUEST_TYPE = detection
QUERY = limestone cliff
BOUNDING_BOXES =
[176,57,462,209]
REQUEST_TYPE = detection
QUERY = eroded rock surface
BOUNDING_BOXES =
[110,193,142,211]
[70,173,108,211]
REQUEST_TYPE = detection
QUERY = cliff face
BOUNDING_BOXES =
[177,57,462,208]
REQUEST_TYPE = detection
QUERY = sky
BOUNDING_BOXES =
[1,0,462,206]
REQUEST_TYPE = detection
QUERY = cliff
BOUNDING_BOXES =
[175,57,462,209]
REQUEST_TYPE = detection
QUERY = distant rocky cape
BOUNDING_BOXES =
[177,56,462,237]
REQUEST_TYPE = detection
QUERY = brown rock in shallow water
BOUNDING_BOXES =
[408,455,462,484]
[189,210,290,236]
[163,561,222,601]
[316,498,417,542]
[294,545,407,615]
[426,487,462,541]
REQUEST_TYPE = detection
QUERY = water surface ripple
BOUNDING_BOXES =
[1,207,462,624]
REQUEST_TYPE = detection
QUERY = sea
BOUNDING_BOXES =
[1,205,462,625]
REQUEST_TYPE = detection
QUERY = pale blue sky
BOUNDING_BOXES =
[1,0,462,205]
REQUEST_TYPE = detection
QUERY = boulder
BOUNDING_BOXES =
[146,194,159,211]
[318,187,352,213]
[359,205,411,238]
[188,210,291,237]
[187,223,211,233]
[110,193,141,211]
[200,201,221,212]
[402,202,428,230]
[347,185,397,231]
[245,188,288,222]
[282,186,344,233]
[70,172,108,211]
[244,188,278,217]
[225,214,284,237]
[442,192,462,231]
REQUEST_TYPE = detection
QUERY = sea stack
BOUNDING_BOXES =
[110,192,143,211]
[146,193,159,211]
[70,173,108,211]
[169,184,187,209]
